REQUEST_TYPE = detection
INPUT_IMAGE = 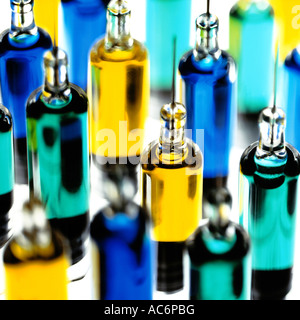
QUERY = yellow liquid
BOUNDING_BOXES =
[4,255,68,300]
[269,0,300,61]
[34,0,60,42]
[88,39,150,160]
[141,142,203,242]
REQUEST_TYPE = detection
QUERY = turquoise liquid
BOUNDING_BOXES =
[283,48,300,151]
[26,87,89,220]
[26,85,90,264]
[239,143,300,298]
[243,175,296,270]
[0,106,14,247]
[0,131,13,196]
[188,221,250,300]
[146,0,192,90]
[229,1,274,114]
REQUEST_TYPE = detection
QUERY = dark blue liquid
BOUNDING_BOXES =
[179,51,236,182]
[239,143,300,299]
[0,29,52,184]
[0,106,14,247]
[90,206,152,300]
[284,49,300,151]
[60,0,107,91]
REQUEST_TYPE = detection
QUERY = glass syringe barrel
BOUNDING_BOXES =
[0,105,14,247]
[179,12,236,191]
[89,0,149,163]
[90,163,152,300]
[229,0,275,114]
[3,198,69,300]
[145,0,192,90]
[187,188,251,300]
[91,206,152,300]
[141,102,203,292]
[269,0,300,63]
[26,48,90,266]
[142,102,203,243]
[60,0,107,91]
[0,0,52,184]
[239,107,300,299]
[284,48,300,152]
[34,0,60,42]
